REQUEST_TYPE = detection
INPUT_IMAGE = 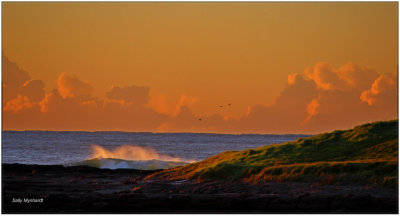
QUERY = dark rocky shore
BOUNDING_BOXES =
[2,163,398,213]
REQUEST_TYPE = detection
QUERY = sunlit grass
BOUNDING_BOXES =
[147,120,398,188]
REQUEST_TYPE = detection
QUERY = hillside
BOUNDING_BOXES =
[147,120,398,188]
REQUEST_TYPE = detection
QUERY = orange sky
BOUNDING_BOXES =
[2,2,398,133]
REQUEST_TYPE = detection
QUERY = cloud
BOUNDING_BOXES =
[234,62,397,133]
[305,62,346,90]
[3,94,33,113]
[40,89,81,113]
[20,79,46,102]
[274,73,317,111]
[148,93,197,117]
[6,70,168,131]
[106,85,150,105]
[2,54,46,114]
[2,80,45,113]
[360,74,397,106]
[2,57,397,133]
[336,62,379,92]
[2,55,30,89]
[174,94,197,115]
[303,97,320,125]
[157,106,196,132]
[34,88,168,131]
[289,63,395,132]
[156,105,234,133]
[2,54,31,103]
[300,90,374,132]
[239,73,318,133]
[57,72,93,98]
[147,92,172,115]
[101,98,168,131]
[304,62,379,92]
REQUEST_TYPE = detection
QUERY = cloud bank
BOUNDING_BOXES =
[3,55,397,134]
[244,62,397,133]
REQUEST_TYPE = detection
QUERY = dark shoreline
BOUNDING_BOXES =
[2,163,398,213]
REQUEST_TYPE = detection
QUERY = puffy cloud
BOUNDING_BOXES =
[147,93,172,115]
[57,72,93,98]
[239,73,318,133]
[360,74,397,105]
[274,73,317,111]
[34,89,105,130]
[40,89,78,113]
[2,54,46,113]
[2,54,31,103]
[3,58,398,133]
[336,62,379,92]
[2,55,30,89]
[20,79,46,102]
[148,93,197,117]
[297,64,395,132]
[101,98,168,131]
[106,85,150,105]
[305,62,379,92]
[3,94,33,113]
[303,97,320,125]
[287,73,301,85]
[233,62,397,133]
[305,62,346,90]
[174,94,197,116]
[300,90,374,133]
[7,71,168,131]
[2,79,45,113]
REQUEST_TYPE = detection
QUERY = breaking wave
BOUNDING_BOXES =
[68,145,195,170]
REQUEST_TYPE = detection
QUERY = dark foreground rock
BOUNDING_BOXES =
[2,164,398,213]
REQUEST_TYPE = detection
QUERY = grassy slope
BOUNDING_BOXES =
[147,120,398,188]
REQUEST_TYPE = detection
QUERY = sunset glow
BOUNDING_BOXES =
[2,2,398,133]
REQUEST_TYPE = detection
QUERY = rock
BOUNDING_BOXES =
[267,196,298,212]
[2,164,398,213]
[297,195,333,212]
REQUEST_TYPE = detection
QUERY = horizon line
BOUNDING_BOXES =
[2,129,312,136]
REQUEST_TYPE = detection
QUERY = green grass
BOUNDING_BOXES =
[147,120,398,188]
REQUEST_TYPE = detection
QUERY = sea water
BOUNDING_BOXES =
[2,131,309,169]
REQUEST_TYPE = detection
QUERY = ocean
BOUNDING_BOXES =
[2,131,309,169]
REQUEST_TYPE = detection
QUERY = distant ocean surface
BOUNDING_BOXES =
[2,131,309,169]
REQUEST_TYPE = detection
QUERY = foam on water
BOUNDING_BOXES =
[68,144,194,170]
[71,158,189,170]
[89,144,193,162]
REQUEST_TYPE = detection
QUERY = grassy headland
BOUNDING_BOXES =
[148,120,398,188]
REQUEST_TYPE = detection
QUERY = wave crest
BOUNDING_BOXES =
[90,144,186,162]
[75,158,189,170]
[68,144,195,170]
